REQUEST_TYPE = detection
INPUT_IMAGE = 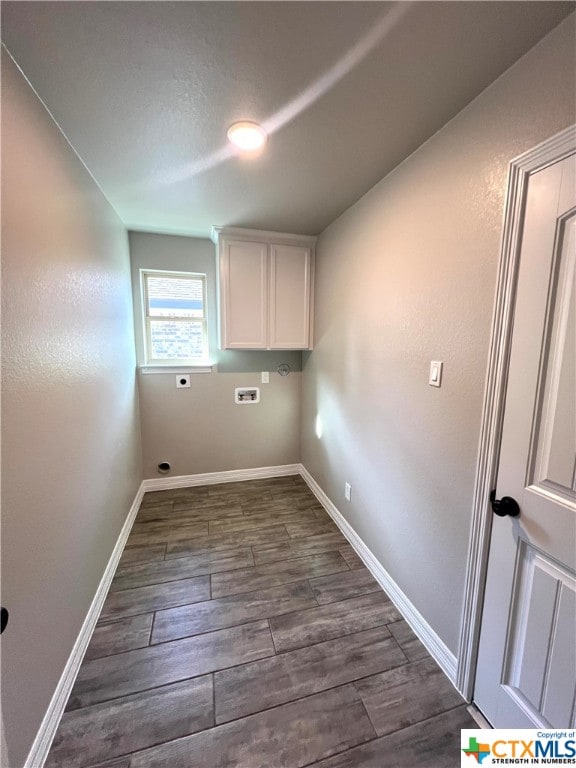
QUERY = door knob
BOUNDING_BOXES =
[490,490,520,518]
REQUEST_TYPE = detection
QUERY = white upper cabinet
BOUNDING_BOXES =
[212,227,315,350]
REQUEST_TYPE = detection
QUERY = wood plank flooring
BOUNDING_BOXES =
[47,475,476,768]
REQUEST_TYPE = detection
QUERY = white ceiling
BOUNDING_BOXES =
[2,2,573,237]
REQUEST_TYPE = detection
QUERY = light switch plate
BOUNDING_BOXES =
[429,361,443,387]
[261,371,269,384]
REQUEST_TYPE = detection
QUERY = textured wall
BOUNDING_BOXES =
[1,51,142,766]
[129,232,302,478]
[137,370,301,478]
[301,15,576,655]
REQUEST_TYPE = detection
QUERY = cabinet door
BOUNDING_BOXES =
[269,244,311,349]
[220,239,268,349]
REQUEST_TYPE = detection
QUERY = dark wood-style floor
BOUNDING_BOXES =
[47,475,476,768]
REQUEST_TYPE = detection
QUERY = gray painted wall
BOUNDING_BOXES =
[129,232,301,479]
[301,15,576,656]
[1,51,142,766]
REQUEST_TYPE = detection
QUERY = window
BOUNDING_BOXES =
[141,270,208,365]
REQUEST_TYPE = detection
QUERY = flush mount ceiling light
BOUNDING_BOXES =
[227,121,268,152]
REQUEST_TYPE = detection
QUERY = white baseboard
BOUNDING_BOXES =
[142,463,301,491]
[299,465,458,686]
[24,482,145,768]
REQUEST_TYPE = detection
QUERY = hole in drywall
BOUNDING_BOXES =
[158,462,171,474]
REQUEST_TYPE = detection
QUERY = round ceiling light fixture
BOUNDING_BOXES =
[227,121,268,152]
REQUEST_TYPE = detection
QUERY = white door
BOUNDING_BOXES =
[475,150,576,727]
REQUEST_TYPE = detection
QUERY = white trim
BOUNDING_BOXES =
[142,464,301,491]
[24,483,145,768]
[299,465,458,685]
[139,365,213,375]
[456,124,576,701]
[211,225,316,248]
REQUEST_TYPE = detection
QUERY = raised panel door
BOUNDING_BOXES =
[269,244,311,349]
[220,239,268,349]
[475,152,576,727]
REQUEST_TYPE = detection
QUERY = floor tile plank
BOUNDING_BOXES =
[284,520,339,538]
[214,625,406,723]
[152,581,318,644]
[67,620,275,711]
[207,488,273,505]
[270,489,323,504]
[140,488,207,506]
[211,552,349,598]
[126,521,209,547]
[354,657,465,736]
[269,592,401,652]
[99,576,210,621]
[208,509,316,535]
[275,496,325,511]
[111,549,253,592]
[311,706,477,767]
[138,498,173,510]
[95,684,376,768]
[239,499,293,515]
[164,525,289,559]
[130,518,209,536]
[118,544,166,568]
[338,544,365,569]
[85,615,153,661]
[137,504,243,523]
[252,532,348,565]
[46,676,213,768]
[207,480,272,493]
[84,757,132,768]
[388,619,429,662]
[310,567,380,604]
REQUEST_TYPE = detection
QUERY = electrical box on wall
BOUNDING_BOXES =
[235,387,260,404]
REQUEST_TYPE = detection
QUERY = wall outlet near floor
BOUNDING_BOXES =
[176,374,191,388]
[344,482,352,501]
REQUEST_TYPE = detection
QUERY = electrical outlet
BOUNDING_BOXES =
[344,482,352,501]
[261,371,269,384]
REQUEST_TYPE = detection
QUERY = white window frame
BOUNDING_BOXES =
[141,269,209,367]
